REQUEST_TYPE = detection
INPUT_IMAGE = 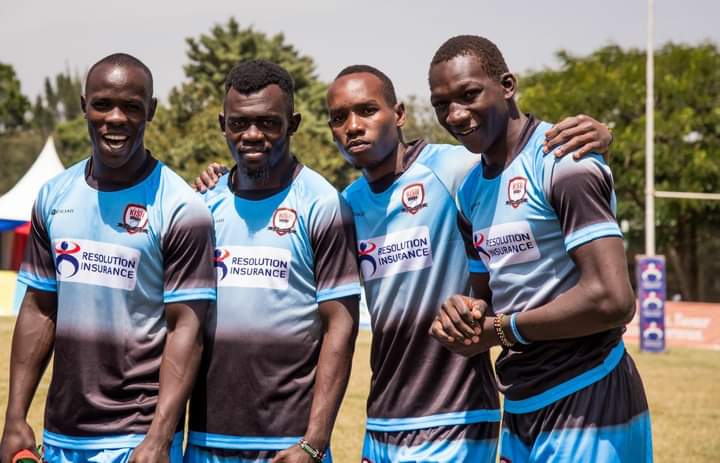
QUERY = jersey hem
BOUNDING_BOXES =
[17,272,57,293]
[564,222,622,252]
[187,432,302,450]
[42,430,182,450]
[316,284,362,303]
[503,341,626,414]
[163,288,217,303]
[365,408,502,432]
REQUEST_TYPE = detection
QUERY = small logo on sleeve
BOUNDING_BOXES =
[119,204,149,234]
[401,183,427,214]
[506,176,528,208]
[268,208,298,236]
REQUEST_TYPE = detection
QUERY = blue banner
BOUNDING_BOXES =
[636,255,666,352]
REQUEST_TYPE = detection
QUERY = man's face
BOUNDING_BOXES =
[326,73,403,170]
[429,54,510,154]
[82,64,156,168]
[220,85,298,179]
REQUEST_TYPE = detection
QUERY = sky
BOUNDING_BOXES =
[1,1,718,104]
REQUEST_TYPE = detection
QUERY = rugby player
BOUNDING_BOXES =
[0,53,216,463]
[185,60,361,463]
[428,35,652,462]
[326,66,612,462]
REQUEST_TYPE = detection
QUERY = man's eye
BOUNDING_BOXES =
[463,89,480,101]
[361,107,378,116]
[330,114,346,125]
[229,120,248,130]
[261,119,279,130]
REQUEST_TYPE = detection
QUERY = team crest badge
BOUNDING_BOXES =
[119,204,149,234]
[505,176,528,208]
[401,183,427,214]
[269,207,298,236]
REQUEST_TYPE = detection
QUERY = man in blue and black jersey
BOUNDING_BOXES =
[429,35,652,462]
[0,54,216,463]
[185,60,361,463]
[326,66,612,462]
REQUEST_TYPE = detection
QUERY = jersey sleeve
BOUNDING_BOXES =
[544,153,623,252]
[309,193,362,302]
[17,191,57,292]
[162,194,217,304]
[456,179,488,274]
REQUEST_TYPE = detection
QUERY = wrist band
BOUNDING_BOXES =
[510,312,530,345]
[494,314,514,348]
[298,439,325,462]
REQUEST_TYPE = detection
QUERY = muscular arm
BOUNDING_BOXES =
[130,300,207,463]
[0,289,57,462]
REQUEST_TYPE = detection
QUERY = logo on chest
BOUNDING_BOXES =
[473,221,540,270]
[214,245,291,289]
[401,183,428,215]
[119,204,149,234]
[53,238,141,290]
[505,176,529,208]
[268,207,298,236]
[357,226,432,281]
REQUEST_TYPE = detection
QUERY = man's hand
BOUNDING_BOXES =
[432,295,486,345]
[430,313,499,358]
[271,445,316,463]
[191,162,229,192]
[543,114,612,159]
[128,436,170,463]
[0,419,37,463]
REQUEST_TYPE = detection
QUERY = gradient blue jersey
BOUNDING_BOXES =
[18,157,216,449]
[457,119,625,407]
[188,164,361,451]
[343,141,500,432]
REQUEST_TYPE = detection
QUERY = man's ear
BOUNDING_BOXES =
[288,113,302,136]
[218,114,226,133]
[395,102,407,129]
[147,97,158,122]
[80,96,87,118]
[500,72,518,100]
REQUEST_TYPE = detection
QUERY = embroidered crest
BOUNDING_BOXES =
[401,183,427,214]
[119,204,149,234]
[505,176,528,208]
[268,207,298,236]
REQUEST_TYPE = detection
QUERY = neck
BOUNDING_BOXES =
[89,144,149,189]
[233,151,296,193]
[364,141,407,184]
[482,103,528,174]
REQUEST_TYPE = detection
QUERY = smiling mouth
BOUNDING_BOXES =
[102,134,129,150]
[453,126,479,137]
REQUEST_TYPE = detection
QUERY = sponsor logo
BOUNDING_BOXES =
[215,246,291,289]
[50,208,74,215]
[472,232,491,261]
[401,183,427,214]
[473,221,540,269]
[53,238,141,290]
[505,176,528,208]
[118,204,149,234]
[357,226,432,281]
[214,248,230,281]
[268,208,298,236]
[55,241,81,277]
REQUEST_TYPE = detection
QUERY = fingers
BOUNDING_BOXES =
[442,296,480,339]
[544,115,587,144]
[545,119,594,155]
[210,162,229,176]
[192,177,207,193]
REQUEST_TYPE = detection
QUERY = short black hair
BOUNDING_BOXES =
[224,59,295,113]
[86,53,154,97]
[334,65,398,106]
[430,35,509,82]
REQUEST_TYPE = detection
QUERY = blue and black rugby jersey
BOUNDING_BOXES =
[188,163,361,450]
[343,140,500,433]
[18,156,216,448]
[457,117,626,412]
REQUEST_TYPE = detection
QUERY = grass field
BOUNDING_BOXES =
[1,318,719,462]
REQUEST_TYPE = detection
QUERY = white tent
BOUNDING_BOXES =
[0,137,65,230]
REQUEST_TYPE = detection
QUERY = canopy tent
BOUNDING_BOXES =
[0,137,65,231]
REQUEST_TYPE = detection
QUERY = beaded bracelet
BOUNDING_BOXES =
[298,439,325,462]
[494,314,514,348]
[510,312,531,345]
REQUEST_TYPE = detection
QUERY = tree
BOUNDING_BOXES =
[32,70,83,135]
[0,62,30,132]
[518,43,720,301]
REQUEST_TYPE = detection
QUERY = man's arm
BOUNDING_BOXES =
[129,300,207,463]
[272,296,359,463]
[0,289,57,463]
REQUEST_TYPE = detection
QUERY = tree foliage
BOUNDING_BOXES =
[519,43,720,300]
[0,62,30,132]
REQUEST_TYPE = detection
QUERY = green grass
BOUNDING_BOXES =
[1,319,719,462]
